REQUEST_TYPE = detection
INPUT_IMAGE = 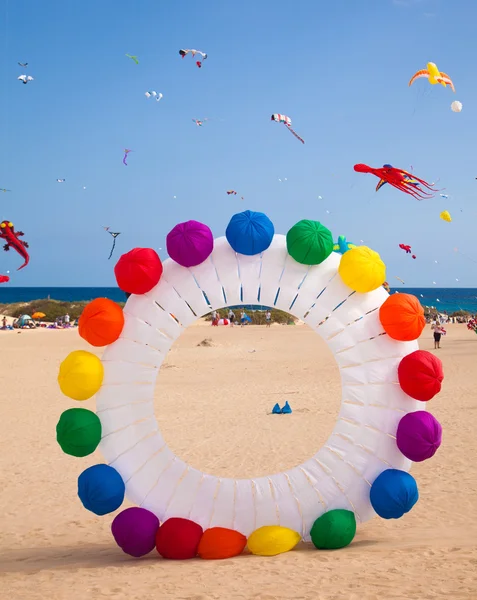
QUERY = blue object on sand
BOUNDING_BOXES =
[272,403,281,414]
[281,401,292,414]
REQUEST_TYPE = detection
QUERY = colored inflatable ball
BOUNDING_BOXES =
[379,293,425,341]
[155,517,203,560]
[286,219,333,265]
[370,469,418,519]
[79,298,125,347]
[396,411,442,462]
[225,210,274,255]
[58,350,104,401]
[77,464,125,516]
[247,525,301,556]
[310,509,356,550]
[112,507,160,557]
[398,350,444,401]
[166,220,214,267]
[56,408,102,457]
[114,248,163,295]
[197,527,247,560]
[338,246,386,293]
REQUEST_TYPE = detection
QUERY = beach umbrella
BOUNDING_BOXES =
[32,312,46,319]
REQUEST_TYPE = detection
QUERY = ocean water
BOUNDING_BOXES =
[1,287,477,314]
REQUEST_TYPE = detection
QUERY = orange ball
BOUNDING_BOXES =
[197,527,247,560]
[379,293,425,341]
[79,298,125,347]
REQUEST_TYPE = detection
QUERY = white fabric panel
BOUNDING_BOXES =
[210,237,242,306]
[163,469,204,521]
[273,255,310,312]
[96,383,154,411]
[258,234,288,307]
[95,233,422,536]
[100,418,158,463]
[120,315,172,354]
[101,361,156,386]
[162,260,210,316]
[208,478,236,529]
[103,338,163,368]
[124,294,183,340]
[236,253,262,305]
[289,253,341,319]
[146,276,198,327]
[189,257,226,309]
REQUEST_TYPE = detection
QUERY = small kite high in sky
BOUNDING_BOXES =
[409,62,455,92]
[18,62,28,67]
[192,118,207,126]
[145,91,163,102]
[179,49,207,68]
[354,163,438,200]
[399,243,416,259]
[104,227,121,259]
[333,236,356,255]
[123,149,132,166]
[0,274,9,284]
[56,179,65,183]
[18,75,33,84]
[0,188,11,192]
[226,190,244,200]
[271,114,305,144]
[125,54,139,64]
[440,210,452,222]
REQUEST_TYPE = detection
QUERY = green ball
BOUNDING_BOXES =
[286,220,333,265]
[310,509,356,549]
[56,408,102,457]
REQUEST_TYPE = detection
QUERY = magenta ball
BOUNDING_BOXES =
[166,220,213,267]
[111,507,160,557]
[396,411,442,462]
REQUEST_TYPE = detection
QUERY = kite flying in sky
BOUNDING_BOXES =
[56,179,65,183]
[271,114,305,144]
[0,274,9,284]
[192,119,207,126]
[409,62,455,92]
[375,164,419,192]
[104,227,121,259]
[0,221,29,270]
[18,75,33,84]
[179,49,207,68]
[0,188,11,192]
[145,91,163,102]
[123,149,132,166]
[354,163,438,200]
[125,54,139,64]
[399,244,416,259]
[333,235,356,254]
[18,62,28,67]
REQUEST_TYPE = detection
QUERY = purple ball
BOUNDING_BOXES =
[111,507,160,557]
[396,411,442,462]
[166,220,213,267]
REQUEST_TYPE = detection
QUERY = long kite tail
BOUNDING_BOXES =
[286,125,305,144]
[108,237,116,260]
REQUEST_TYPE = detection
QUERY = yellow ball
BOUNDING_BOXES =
[247,525,301,556]
[338,246,386,293]
[58,350,104,401]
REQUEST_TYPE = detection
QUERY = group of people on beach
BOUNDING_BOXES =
[210,309,272,327]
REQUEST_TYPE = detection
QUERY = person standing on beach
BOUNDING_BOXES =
[265,310,271,327]
[431,320,444,349]
[2,316,6,330]
[228,309,235,327]
[64,313,70,328]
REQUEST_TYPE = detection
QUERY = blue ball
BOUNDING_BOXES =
[225,210,274,255]
[78,464,125,516]
[370,469,419,519]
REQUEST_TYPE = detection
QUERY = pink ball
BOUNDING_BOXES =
[166,220,213,267]
[111,507,160,557]
[114,248,163,295]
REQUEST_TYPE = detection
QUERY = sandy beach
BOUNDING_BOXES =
[0,321,476,600]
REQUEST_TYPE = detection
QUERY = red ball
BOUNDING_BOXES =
[155,517,203,560]
[114,248,163,295]
[398,350,444,401]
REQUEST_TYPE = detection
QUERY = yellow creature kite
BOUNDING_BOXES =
[409,62,455,92]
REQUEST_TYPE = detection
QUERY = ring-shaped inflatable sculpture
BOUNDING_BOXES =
[57,211,444,559]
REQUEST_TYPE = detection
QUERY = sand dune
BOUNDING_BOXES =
[0,322,476,600]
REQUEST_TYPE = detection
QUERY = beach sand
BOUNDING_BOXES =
[0,321,476,600]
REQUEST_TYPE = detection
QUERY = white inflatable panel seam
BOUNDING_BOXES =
[108,430,158,469]
[124,442,167,483]
[96,398,153,413]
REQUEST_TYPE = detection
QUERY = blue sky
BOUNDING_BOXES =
[1,0,476,287]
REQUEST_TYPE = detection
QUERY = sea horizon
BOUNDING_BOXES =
[1,286,476,314]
